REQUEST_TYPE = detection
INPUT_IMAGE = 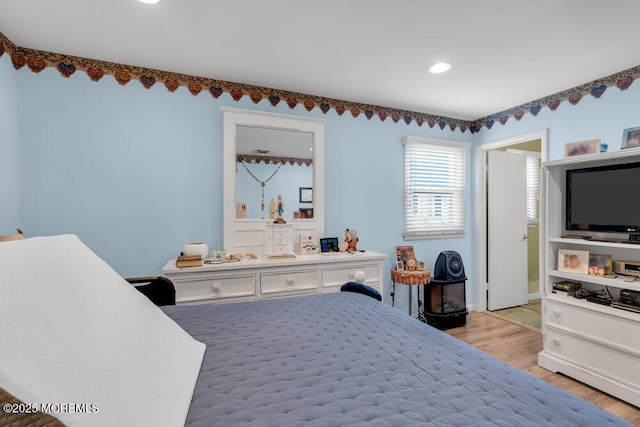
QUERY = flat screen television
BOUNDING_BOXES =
[566,162,640,240]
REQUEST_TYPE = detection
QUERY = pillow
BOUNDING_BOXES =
[340,281,382,301]
[0,235,205,427]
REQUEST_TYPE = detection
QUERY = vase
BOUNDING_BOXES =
[184,242,209,259]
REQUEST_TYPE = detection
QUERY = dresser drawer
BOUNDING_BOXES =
[260,269,319,296]
[545,300,640,352]
[322,264,381,289]
[544,327,640,387]
[175,274,256,304]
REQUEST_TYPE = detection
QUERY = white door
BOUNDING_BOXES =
[487,150,528,310]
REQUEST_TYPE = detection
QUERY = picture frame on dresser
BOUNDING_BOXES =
[588,254,612,276]
[557,249,589,275]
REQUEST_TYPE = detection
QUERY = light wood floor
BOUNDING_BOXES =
[446,311,640,426]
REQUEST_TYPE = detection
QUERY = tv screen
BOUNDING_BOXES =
[566,163,640,233]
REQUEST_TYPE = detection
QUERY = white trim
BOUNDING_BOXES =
[474,129,548,312]
[220,106,327,124]
[402,136,470,150]
[528,292,541,300]
[467,304,477,312]
[222,108,325,254]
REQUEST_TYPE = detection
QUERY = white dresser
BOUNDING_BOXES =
[538,151,640,407]
[162,251,386,305]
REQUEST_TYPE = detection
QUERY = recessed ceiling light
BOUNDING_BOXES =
[429,62,452,74]
[138,0,159,4]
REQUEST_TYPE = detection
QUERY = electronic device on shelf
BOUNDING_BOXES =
[620,289,640,307]
[586,295,612,306]
[611,300,640,314]
[319,237,340,255]
[574,289,594,299]
[566,162,640,243]
[613,260,640,278]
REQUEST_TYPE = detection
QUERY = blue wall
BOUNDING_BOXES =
[0,56,20,234]
[5,55,475,311]
[8,51,640,311]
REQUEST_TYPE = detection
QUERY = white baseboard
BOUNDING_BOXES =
[528,293,541,300]
[467,304,477,312]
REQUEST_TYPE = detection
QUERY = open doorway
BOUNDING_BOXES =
[474,130,547,316]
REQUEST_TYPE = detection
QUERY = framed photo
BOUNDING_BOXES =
[418,261,426,271]
[299,233,318,254]
[299,187,313,203]
[589,254,613,276]
[558,249,589,275]
[396,246,415,263]
[405,257,418,271]
[564,139,601,158]
[622,126,640,149]
[396,260,404,271]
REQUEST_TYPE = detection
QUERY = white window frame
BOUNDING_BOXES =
[402,136,470,240]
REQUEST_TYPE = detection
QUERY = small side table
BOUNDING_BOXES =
[391,269,430,317]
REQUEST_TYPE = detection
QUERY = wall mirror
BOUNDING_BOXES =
[222,108,325,254]
[235,125,314,220]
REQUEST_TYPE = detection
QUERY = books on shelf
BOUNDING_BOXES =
[553,280,581,291]
[552,280,581,297]
[176,254,203,268]
[552,289,576,297]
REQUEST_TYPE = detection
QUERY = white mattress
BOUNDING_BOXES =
[0,235,205,426]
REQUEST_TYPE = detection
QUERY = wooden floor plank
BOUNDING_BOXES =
[446,311,640,426]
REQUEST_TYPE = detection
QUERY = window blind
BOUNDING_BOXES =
[526,155,540,222]
[403,138,468,239]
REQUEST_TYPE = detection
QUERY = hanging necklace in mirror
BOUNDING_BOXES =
[240,161,281,211]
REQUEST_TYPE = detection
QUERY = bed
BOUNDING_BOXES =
[164,293,629,426]
[0,235,631,426]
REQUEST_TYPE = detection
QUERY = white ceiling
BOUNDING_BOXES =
[1,0,640,120]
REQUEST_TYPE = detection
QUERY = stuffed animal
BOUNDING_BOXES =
[345,229,358,251]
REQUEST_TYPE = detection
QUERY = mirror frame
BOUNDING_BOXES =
[222,107,326,254]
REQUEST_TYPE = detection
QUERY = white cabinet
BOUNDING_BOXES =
[538,150,640,407]
[162,251,386,305]
[264,223,294,254]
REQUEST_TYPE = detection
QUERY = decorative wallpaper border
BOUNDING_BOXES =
[236,154,312,166]
[1,31,638,133]
[0,32,474,133]
[477,67,640,131]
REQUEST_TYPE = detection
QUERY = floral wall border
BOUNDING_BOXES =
[2,31,639,134]
[476,68,640,131]
[0,32,475,133]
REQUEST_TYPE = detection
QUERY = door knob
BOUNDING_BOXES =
[523,234,529,240]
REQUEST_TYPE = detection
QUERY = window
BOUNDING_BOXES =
[402,137,470,239]
[526,154,541,225]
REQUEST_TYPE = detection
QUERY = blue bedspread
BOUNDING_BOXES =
[163,293,629,426]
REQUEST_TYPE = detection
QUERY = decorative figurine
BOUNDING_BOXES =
[345,228,358,251]
[277,195,285,218]
[268,197,276,219]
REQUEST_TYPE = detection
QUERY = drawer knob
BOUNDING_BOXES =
[353,271,366,282]
[552,309,560,317]
[286,278,294,286]
[211,284,221,293]
[552,338,560,345]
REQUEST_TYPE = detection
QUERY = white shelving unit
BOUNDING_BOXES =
[539,149,640,407]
